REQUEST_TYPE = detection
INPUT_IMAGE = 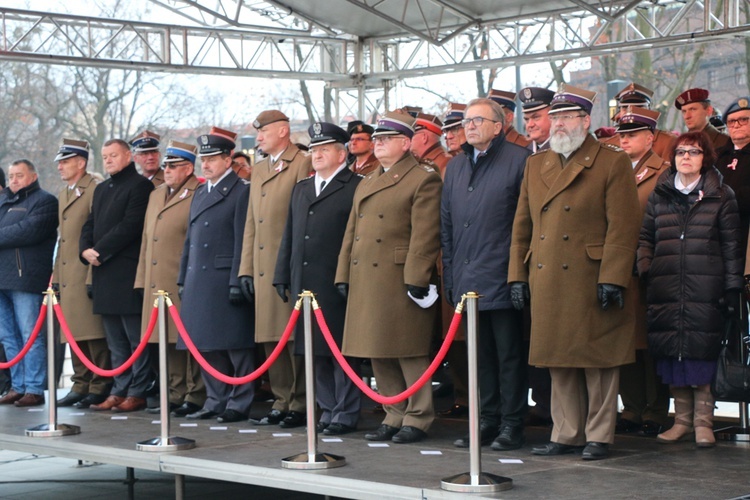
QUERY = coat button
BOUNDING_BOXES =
[154,237,158,241]
[464,259,469,264]
[259,218,264,223]
[62,284,66,288]
[61,239,66,243]
[537,263,543,269]
[564,206,570,211]
[563,235,569,240]
[355,236,360,241]
[353,260,358,265]
[201,265,206,270]
[305,235,310,240]
[309,210,314,215]
[204,221,209,226]
[303,262,308,266]
[464,222,470,228]
[378,214,384,218]
[562,264,568,269]
[468,186,474,192]
[63,216,67,220]
[262,192,266,197]
[373,263,378,267]
[151,284,156,288]
[152,260,157,265]
[358,213,364,218]
[203,243,208,248]
[158,215,162,220]
[376,238,381,243]
[259,272,264,277]
[542,206,548,212]
[540,235,545,240]
[259,245,264,250]
[62,261,66,265]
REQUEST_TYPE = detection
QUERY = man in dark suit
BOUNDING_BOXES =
[178,127,255,423]
[274,122,363,435]
[80,139,154,412]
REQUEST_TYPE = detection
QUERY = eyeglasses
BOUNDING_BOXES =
[348,138,371,143]
[549,113,586,122]
[674,148,703,157]
[726,116,750,127]
[372,135,405,144]
[460,117,499,128]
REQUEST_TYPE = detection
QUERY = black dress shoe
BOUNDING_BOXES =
[279,411,305,428]
[432,382,454,398]
[454,420,498,448]
[323,423,356,436]
[186,408,219,420]
[252,409,287,425]
[365,424,400,441]
[531,442,582,456]
[57,391,86,407]
[171,402,202,418]
[73,393,108,409]
[316,421,329,433]
[392,426,427,444]
[217,409,248,423]
[438,404,469,418]
[582,442,609,460]
[491,424,525,451]
[146,403,179,414]
[638,420,665,437]
[615,417,641,434]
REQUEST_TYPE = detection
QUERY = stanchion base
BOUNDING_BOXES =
[281,452,346,470]
[136,436,196,452]
[441,472,513,493]
[714,426,750,442]
[26,423,81,437]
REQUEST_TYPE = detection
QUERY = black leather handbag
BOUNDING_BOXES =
[711,315,750,402]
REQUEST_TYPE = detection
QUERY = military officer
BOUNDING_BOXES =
[335,111,442,444]
[675,88,730,150]
[130,130,165,187]
[178,127,254,423]
[600,83,676,159]
[238,110,312,428]
[274,122,363,435]
[346,120,380,176]
[135,140,206,417]
[442,103,467,157]
[410,113,452,176]
[509,84,641,460]
[613,107,671,436]
[52,139,112,408]
[231,152,252,180]
[488,89,532,148]
[518,87,555,153]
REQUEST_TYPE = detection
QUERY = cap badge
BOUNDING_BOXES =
[313,122,322,135]
[740,98,749,109]
[677,96,685,106]
[355,125,363,133]
[523,88,532,99]
[200,136,208,145]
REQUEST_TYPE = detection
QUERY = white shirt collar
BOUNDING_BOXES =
[208,168,232,191]
[315,162,347,196]
[675,174,701,194]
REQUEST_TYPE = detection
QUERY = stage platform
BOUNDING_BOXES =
[1,394,749,499]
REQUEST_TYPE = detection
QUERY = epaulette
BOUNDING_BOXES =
[421,164,436,173]
[602,143,623,152]
[530,149,547,156]
[240,179,250,185]
[356,173,365,178]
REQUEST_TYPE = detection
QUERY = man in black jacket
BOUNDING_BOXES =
[80,139,154,412]
[0,160,58,407]
[441,98,531,450]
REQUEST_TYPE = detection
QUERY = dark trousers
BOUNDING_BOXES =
[476,308,528,428]
[200,348,255,415]
[619,349,670,425]
[101,314,153,399]
[315,355,361,428]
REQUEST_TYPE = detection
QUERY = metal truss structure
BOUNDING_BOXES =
[1,0,749,119]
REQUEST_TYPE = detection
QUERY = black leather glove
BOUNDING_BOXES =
[722,289,741,317]
[229,286,244,305]
[336,283,349,299]
[275,284,289,303]
[86,284,93,299]
[239,275,255,302]
[445,288,453,306]
[51,283,60,294]
[598,283,624,311]
[407,284,429,299]
[510,282,529,310]
[178,285,184,300]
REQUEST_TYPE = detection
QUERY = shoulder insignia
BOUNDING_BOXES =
[356,173,365,178]
[530,149,547,156]
[421,165,436,173]
[240,179,250,185]
[602,143,623,152]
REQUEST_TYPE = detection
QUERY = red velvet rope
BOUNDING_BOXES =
[169,300,299,385]
[56,303,157,377]
[314,299,463,405]
[0,303,46,369]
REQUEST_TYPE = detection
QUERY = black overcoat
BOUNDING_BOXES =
[274,168,362,356]
[80,162,153,315]
[177,171,254,351]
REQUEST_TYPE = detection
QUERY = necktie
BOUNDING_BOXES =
[319,180,326,195]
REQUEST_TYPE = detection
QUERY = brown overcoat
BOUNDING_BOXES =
[418,142,452,177]
[506,126,531,148]
[238,144,312,342]
[508,135,641,368]
[601,129,676,161]
[150,169,165,187]
[629,150,671,349]
[335,153,442,358]
[135,176,201,342]
[703,123,731,151]
[350,153,380,176]
[53,173,106,342]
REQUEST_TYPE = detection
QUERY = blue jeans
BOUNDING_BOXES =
[0,290,46,395]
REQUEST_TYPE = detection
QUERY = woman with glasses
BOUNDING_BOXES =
[637,131,743,448]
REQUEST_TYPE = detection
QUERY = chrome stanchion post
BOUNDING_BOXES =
[27,289,80,437]
[138,291,195,451]
[282,290,345,469]
[442,292,512,492]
